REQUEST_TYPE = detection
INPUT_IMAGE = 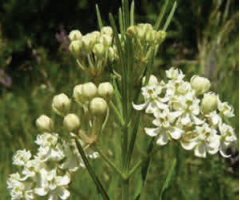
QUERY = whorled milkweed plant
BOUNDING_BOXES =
[7,0,237,200]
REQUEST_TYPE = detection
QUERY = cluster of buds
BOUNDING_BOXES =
[127,23,166,45]
[7,80,114,199]
[133,67,237,158]
[125,23,166,80]
[68,27,118,77]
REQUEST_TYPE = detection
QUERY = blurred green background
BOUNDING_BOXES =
[0,0,238,199]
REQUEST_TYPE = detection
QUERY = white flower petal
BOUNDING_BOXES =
[132,102,148,111]
[181,140,197,150]
[145,102,156,113]
[144,128,159,137]
[57,187,71,200]
[156,132,169,145]
[34,187,48,196]
[194,143,207,158]
[168,127,182,140]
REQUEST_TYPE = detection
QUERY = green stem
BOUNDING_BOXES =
[75,138,110,200]
[109,101,124,126]
[95,145,126,179]
[163,1,177,31]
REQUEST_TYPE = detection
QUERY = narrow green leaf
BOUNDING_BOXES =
[119,8,124,36]
[163,1,177,31]
[130,0,135,26]
[75,138,110,200]
[154,0,169,30]
[143,48,155,86]
[159,158,177,200]
[95,4,103,30]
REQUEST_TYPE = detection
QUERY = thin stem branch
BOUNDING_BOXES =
[94,145,126,179]
[74,138,110,200]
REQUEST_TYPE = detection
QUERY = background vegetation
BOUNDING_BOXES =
[0,0,238,199]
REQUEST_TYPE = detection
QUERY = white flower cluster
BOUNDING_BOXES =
[68,27,118,76]
[133,67,237,158]
[7,80,114,199]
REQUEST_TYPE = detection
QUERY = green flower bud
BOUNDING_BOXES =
[142,75,158,86]
[100,34,112,47]
[101,26,113,36]
[36,115,53,132]
[89,31,100,44]
[82,35,94,52]
[98,82,114,100]
[108,47,116,61]
[63,114,80,131]
[73,84,83,103]
[201,92,218,114]
[156,30,166,43]
[69,40,82,56]
[90,97,108,116]
[68,30,82,41]
[81,82,98,101]
[145,30,155,43]
[190,75,211,95]
[52,93,71,116]
[126,26,137,38]
[93,43,105,58]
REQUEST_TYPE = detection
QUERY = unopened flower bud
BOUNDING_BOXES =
[73,84,83,103]
[126,26,137,38]
[82,82,98,101]
[82,35,94,52]
[145,30,155,43]
[36,115,53,132]
[190,75,211,95]
[108,47,116,61]
[90,97,108,116]
[156,30,166,43]
[101,26,113,36]
[142,75,158,86]
[100,34,112,47]
[68,30,82,41]
[63,114,80,131]
[98,82,114,100]
[93,43,105,58]
[89,31,100,44]
[52,93,71,116]
[69,40,82,56]
[201,93,218,114]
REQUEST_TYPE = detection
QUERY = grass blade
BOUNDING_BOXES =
[163,1,177,31]
[154,0,169,30]
[159,158,177,200]
[96,4,103,30]
[130,0,135,26]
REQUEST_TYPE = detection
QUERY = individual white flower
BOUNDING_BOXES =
[101,26,113,36]
[145,109,183,145]
[59,141,80,172]
[180,131,198,150]
[35,133,59,147]
[169,93,204,126]
[90,97,108,116]
[166,67,184,81]
[9,180,25,199]
[12,149,31,166]
[133,85,168,113]
[219,123,237,157]
[22,157,45,179]
[218,100,234,117]
[191,123,220,158]
[205,111,222,128]
[37,143,65,162]
[34,168,71,200]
